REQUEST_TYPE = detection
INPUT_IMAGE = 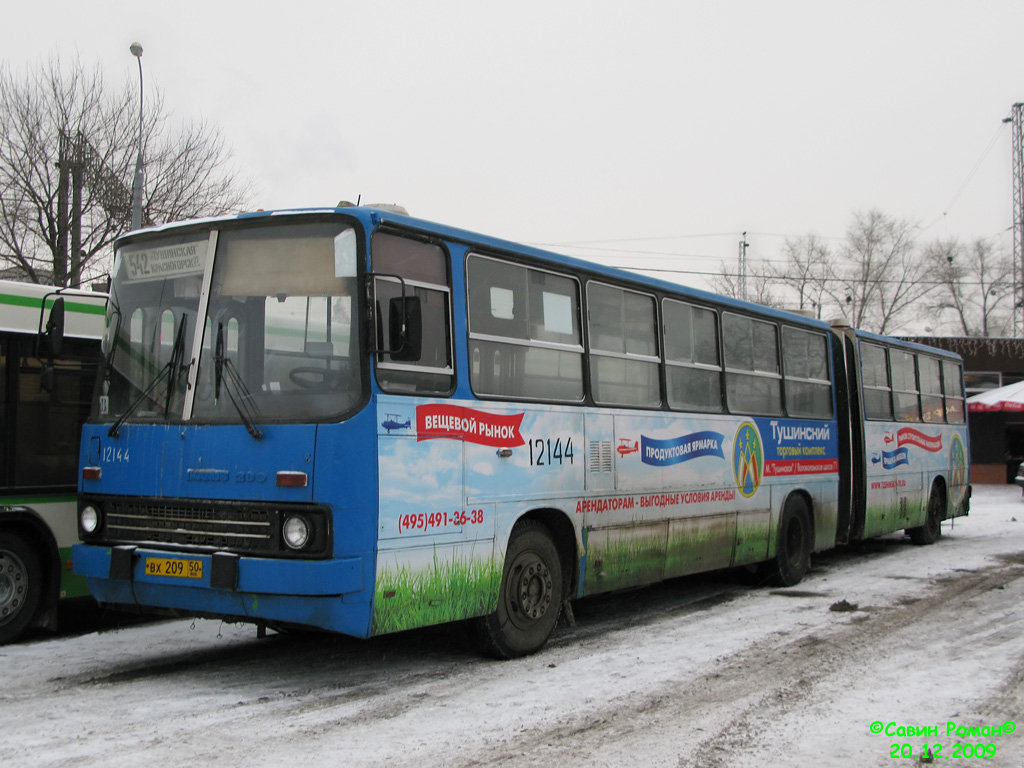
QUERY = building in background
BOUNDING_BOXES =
[903,337,1024,484]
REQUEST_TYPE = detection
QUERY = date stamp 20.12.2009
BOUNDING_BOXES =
[870,720,1015,761]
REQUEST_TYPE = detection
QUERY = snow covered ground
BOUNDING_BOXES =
[2,484,1022,767]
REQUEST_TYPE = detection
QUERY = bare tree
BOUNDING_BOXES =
[0,55,252,288]
[766,233,831,318]
[924,237,1013,337]
[710,260,782,308]
[822,209,931,334]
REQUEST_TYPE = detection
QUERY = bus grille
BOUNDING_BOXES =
[82,496,330,558]
[103,500,275,553]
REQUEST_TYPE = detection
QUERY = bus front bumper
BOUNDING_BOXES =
[73,543,371,636]
[74,543,363,595]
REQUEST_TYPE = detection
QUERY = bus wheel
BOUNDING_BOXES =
[478,522,562,659]
[0,532,43,645]
[908,487,943,545]
[762,496,812,587]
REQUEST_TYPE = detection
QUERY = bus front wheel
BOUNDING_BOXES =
[761,496,812,587]
[0,532,43,645]
[478,521,562,659]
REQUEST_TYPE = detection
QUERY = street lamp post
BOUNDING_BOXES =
[130,42,144,231]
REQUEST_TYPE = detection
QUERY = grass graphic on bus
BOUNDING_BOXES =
[583,517,771,593]
[949,434,967,505]
[372,551,501,635]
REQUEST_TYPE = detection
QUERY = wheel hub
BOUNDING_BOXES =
[0,554,27,620]
[510,556,553,626]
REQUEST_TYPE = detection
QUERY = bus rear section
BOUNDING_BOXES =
[831,323,970,546]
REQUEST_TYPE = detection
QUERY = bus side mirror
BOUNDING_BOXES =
[388,296,422,362]
[45,297,66,358]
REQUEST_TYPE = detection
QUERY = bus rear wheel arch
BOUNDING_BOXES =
[0,531,43,644]
[478,520,563,659]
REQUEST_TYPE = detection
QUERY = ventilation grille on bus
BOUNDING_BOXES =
[589,440,613,473]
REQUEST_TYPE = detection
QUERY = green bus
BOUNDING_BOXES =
[0,279,105,643]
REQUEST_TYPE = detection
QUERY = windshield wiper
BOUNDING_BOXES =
[107,314,189,438]
[214,322,263,440]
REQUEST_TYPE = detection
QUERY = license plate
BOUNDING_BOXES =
[144,557,203,579]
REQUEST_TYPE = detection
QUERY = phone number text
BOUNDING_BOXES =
[398,510,485,534]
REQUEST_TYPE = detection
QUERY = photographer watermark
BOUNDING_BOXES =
[869,720,1015,760]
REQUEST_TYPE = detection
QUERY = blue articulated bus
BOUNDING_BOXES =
[72,205,970,657]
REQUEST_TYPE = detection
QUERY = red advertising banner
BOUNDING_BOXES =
[416,404,525,447]
[896,428,942,453]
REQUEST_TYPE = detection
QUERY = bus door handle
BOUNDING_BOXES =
[497,448,513,458]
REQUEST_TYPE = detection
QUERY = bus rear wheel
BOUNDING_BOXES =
[908,486,944,545]
[761,496,812,587]
[478,521,562,659]
[0,532,42,645]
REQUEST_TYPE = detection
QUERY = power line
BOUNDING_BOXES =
[610,263,1010,289]
[533,231,740,247]
[921,122,1010,233]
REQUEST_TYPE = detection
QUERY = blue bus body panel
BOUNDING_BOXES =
[80,423,317,502]
[75,409,382,638]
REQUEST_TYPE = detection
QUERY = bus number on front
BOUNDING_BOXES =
[102,445,130,464]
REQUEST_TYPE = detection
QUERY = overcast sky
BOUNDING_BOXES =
[3,0,1023,291]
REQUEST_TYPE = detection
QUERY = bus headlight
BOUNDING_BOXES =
[80,505,101,534]
[282,515,311,550]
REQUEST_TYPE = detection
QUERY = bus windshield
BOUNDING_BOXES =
[98,220,363,426]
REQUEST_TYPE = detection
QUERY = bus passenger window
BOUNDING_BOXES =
[890,349,920,422]
[587,283,660,408]
[782,327,832,419]
[722,313,782,415]
[942,360,965,424]
[918,356,944,423]
[860,343,892,420]
[663,299,722,412]
[467,254,583,402]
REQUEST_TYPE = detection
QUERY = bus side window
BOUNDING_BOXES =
[587,282,660,408]
[782,326,832,419]
[372,233,453,395]
[663,299,722,412]
[918,356,944,423]
[14,339,95,487]
[860,342,892,420]
[467,254,583,402]
[890,349,920,422]
[722,313,782,415]
[943,360,965,424]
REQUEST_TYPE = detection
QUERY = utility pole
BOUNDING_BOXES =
[1008,103,1024,336]
[70,132,84,288]
[738,232,749,301]
[130,42,145,231]
[56,132,70,285]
